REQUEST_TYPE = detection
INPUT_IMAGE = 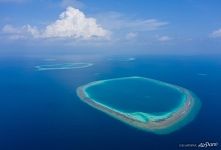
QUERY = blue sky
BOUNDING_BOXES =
[0,0,221,55]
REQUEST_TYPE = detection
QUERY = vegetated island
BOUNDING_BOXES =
[76,76,201,134]
[35,63,93,71]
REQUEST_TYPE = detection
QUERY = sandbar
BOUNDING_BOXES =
[35,63,93,71]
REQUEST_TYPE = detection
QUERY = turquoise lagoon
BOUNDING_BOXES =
[84,77,182,113]
[77,77,201,134]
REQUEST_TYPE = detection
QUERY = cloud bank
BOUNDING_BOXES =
[2,24,39,39]
[2,6,110,40]
[1,6,170,45]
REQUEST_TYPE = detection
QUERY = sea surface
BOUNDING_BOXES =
[0,55,220,150]
[84,77,183,113]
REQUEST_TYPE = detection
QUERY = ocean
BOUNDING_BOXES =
[0,55,220,150]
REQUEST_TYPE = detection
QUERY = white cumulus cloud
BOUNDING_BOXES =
[2,6,110,40]
[211,28,221,38]
[42,7,109,39]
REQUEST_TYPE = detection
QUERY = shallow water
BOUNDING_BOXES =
[84,77,184,114]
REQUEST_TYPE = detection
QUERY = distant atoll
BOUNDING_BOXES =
[35,63,93,71]
[76,76,201,134]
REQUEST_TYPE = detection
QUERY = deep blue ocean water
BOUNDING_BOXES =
[0,55,220,150]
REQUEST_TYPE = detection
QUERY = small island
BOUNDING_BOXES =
[35,63,93,71]
[76,76,201,134]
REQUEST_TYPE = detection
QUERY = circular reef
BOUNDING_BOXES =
[76,76,201,134]
[35,63,93,71]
